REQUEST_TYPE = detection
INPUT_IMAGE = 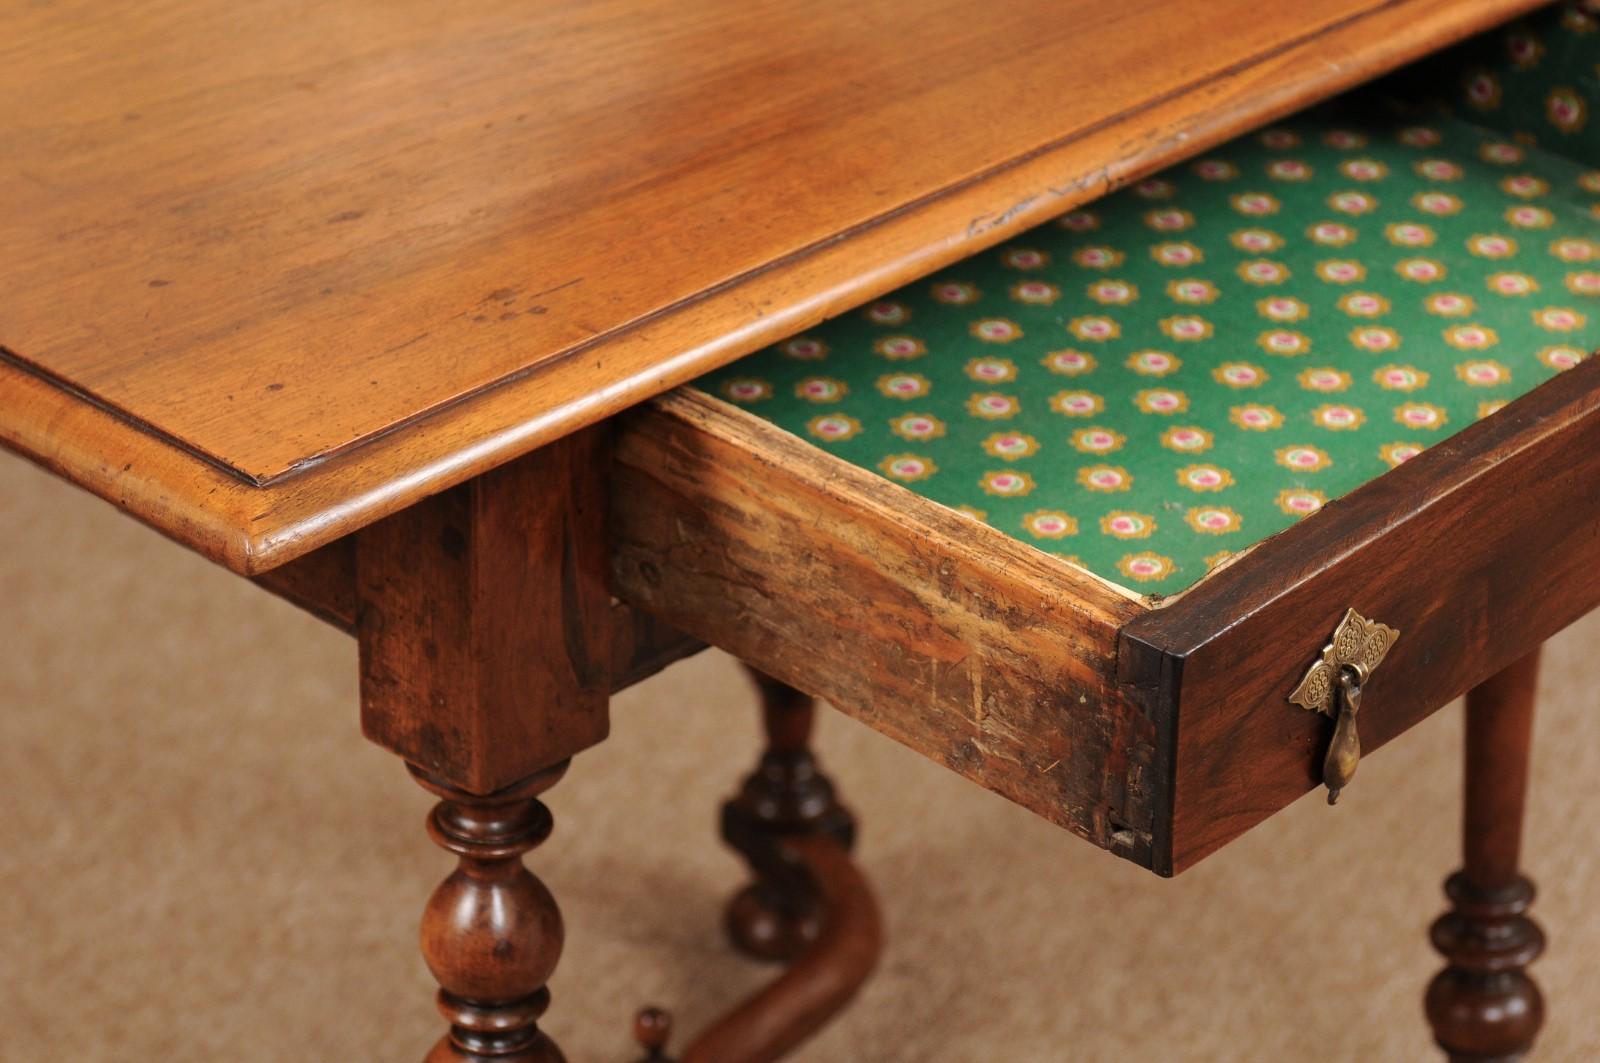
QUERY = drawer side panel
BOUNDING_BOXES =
[613,390,1159,865]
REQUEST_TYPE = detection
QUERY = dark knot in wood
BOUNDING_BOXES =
[410,761,571,1062]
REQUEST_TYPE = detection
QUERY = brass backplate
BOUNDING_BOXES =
[1288,608,1400,717]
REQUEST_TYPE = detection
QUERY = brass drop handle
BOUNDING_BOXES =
[1288,608,1400,804]
[1323,669,1362,804]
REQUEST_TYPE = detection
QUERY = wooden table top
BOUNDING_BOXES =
[0,0,1540,573]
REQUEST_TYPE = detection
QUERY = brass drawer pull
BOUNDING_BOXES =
[1289,609,1400,804]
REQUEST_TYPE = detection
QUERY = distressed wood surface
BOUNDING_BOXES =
[356,427,612,794]
[1122,357,1600,874]
[0,0,1543,573]
[252,536,704,692]
[611,390,1157,864]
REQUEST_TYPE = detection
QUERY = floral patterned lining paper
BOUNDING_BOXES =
[698,3,1600,596]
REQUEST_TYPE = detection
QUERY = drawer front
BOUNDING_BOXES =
[1123,357,1600,873]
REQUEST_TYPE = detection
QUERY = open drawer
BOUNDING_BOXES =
[610,4,1600,872]
[611,361,1600,875]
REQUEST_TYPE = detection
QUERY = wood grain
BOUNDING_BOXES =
[0,0,1544,573]
[1122,357,1600,874]
[1426,651,1546,1061]
[610,390,1157,864]
[252,536,704,692]
[411,762,569,1062]
[356,426,612,794]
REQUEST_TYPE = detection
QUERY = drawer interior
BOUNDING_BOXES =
[692,8,1599,602]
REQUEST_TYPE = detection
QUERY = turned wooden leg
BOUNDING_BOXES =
[1426,649,1545,1062]
[411,761,569,1062]
[723,667,856,962]
[628,668,879,1063]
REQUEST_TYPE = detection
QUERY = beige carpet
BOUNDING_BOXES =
[2,449,1597,1063]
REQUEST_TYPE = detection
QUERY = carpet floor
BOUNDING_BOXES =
[1,450,1596,1062]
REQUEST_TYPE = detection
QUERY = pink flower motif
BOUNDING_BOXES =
[1317,260,1366,284]
[1001,248,1049,269]
[1230,193,1280,216]
[971,318,1023,342]
[723,379,771,402]
[1484,277,1532,304]
[782,337,828,359]
[797,377,845,401]
[1043,350,1096,375]
[1145,208,1193,231]
[1162,426,1216,450]
[1350,326,1400,352]
[1087,280,1136,304]
[1215,363,1265,387]
[1396,403,1447,429]
[1416,159,1464,180]
[1258,296,1308,321]
[970,393,1019,418]
[1323,130,1367,149]
[1328,191,1378,215]
[1480,142,1525,165]
[1011,281,1060,304]
[1467,73,1501,108]
[1309,222,1356,245]
[1426,293,1474,316]
[1070,316,1120,341]
[1151,242,1203,266]
[865,301,910,325]
[1052,391,1102,416]
[1374,365,1427,391]
[1399,127,1442,147]
[1128,350,1180,376]
[893,415,939,437]
[1234,228,1284,251]
[1539,346,1587,371]
[1444,324,1498,349]
[1456,360,1509,386]
[932,281,979,304]
[983,472,1030,494]
[1238,260,1290,284]
[879,373,929,398]
[1566,271,1600,295]
[1414,192,1462,215]
[1397,258,1446,282]
[1381,443,1424,467]
[1278,490,1324,515]
[809,414,860,440]
[1193,159,1238,180]
[1073,246,1123,269]
[1506,205,1554,229]
[875,336,925,359]
[1550,238,1597,263]
[1180,465,1230,491]
[1341,159,1388,181]
[1300,368,1349,392]
[1534,307,1586,331]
